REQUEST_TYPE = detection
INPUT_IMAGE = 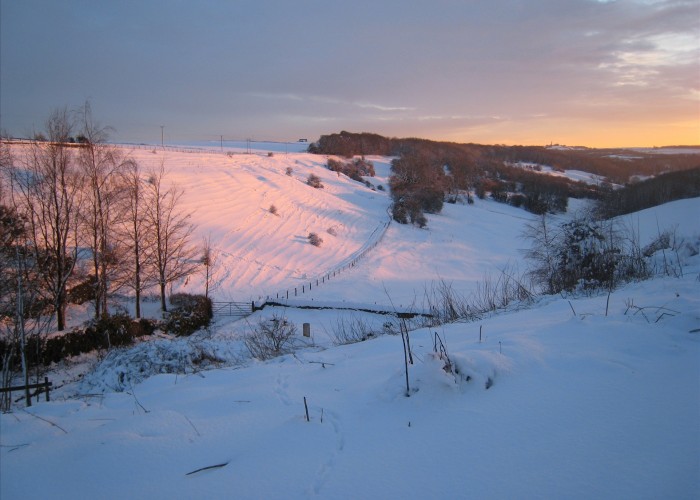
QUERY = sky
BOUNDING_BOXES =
[1,0,699,148]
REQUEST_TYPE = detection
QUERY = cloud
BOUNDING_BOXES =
[1,0,697,146]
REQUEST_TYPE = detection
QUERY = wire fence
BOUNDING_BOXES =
[260,216,392,304]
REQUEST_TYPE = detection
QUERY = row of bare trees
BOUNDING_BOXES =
[1,105,205,407]
[1,105,200,330]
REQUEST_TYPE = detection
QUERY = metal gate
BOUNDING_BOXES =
[212,301,252,318]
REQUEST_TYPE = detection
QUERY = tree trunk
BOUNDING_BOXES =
[160,281,167,312]
[134,258,141,319]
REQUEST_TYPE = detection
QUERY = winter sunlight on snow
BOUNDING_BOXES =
[1,142,699,499]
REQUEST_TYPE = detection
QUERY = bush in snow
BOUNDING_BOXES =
[524,213,651,295]
[331,315,378,345]
[244,314,299,360]
[80,337,229,393]
[307,173,323,189]
[269,204,278,215]
[308,232,323,247]
[2,314,158,368]
[326,157,375,183]
[164,293,213,336]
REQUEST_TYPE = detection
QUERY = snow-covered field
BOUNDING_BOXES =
[2,143,699,499]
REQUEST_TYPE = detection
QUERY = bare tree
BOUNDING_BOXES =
[201,233,218,300]
[144,162,198,313]
[12,108,83,331]
[117,158,151,318]
[0,149,52,409]
[522,214,560,294]
[77,102,130,319]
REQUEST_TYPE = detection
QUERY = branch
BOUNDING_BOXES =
[185,462,229,476]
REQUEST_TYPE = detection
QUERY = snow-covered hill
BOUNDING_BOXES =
[2,144,699,499]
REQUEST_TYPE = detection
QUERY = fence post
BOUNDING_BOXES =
[44,377,50,402]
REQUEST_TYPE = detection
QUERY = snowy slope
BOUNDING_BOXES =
[118,146,392,302]
[2,271,698,499]
[1,144,699,499]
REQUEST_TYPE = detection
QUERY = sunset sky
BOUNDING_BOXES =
[2,0,699,147]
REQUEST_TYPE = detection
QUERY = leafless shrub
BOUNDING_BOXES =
[420,267,532,327]
[308,232,323,247]
[623,298,680,323]
[642,230,671,258]
[331,315,377,345]
[243,314,299,360]
[422,279,480,325]
[269,204,278,215]
[307,173,323,188]
[471,264,533,313]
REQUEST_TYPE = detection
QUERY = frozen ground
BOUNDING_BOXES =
[1,143,699,499]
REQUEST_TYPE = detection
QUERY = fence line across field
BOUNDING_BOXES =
[212,217,392,317]
[265,217,391,303]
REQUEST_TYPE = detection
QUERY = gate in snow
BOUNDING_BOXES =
[212,301,252,318]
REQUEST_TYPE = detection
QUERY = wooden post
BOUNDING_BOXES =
[44,377,50,402]
[303,397,310,422]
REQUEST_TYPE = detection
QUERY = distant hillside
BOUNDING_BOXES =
[599,166,700,217]
[309,131,700,226]
[309,131,700,183]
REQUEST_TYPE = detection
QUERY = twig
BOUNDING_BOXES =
[0,443,29,452]
[20,408,68,434]
[127,379,149,414]
[185,462,229,476]
[183,415,201,437]
[308,361,335,367]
